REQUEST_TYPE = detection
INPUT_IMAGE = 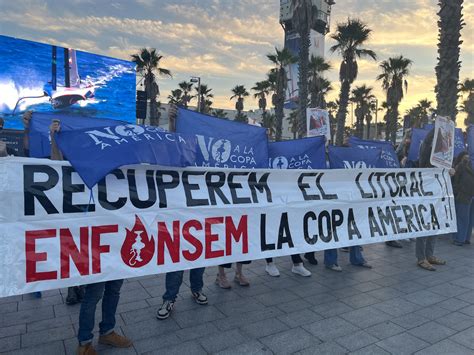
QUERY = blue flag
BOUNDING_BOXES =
[176,108,268,168]
[29,112,127,158]
[408,128,429,162]
[349,136,400,168]
[268,136,326,169]
[55,124,196,189]
[328,146,382,169]
[454,128,466,158]
[468,125,474,168]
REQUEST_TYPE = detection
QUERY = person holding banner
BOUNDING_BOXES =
[451,151,474,246]
[416,129,448,271]
[156,269,208,320]
[216,262,251,288]
[47,121,133,354]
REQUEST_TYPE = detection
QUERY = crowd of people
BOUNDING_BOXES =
[0,112,473,355]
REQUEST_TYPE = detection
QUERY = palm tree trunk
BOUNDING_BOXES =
[335,80,351,145]
[435,0,464,121]
[298,28,311,138]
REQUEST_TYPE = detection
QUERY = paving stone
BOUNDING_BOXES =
[143,340,206,355]
[435,311,474,331]
[175,322,220,341]
[8,341,64,355]
[336,330,378,351]
[311,300,353,318]
[296,341,347,355]
[121,318,180,340]
[376,332,430,354]
[214,298,265,316]
[0,324,26,339]
[428,283,471,298]
[449,326,474,350]
[215,340,272,355]
[277,308,323,328]
[352,281,382,292]
[21,325,75,348]
[213,307,284,331]
[132,332,181,353]
[276,298,313,314]
[303,316,359,341]
[340,306,392,329]
[241,317,288,338]
[458,305,474,317]
[365,321,405,340]
[414,339,472,355]
[349,344,391,355]
[198,328,247,353]
[408,321,457,344]
[392,313,431,329]
[0,306,54,327]
[0,335,20,352]
[366,287,405,301]
[253,289,299,307]
[17,295,63,311]
[116,300,150,313]
[372,298,420,317]
[260,327,319,354]
[0,302,18,313]
[26,315,72,332]
[340,293,380,308]
[405,290,448,307]
[456,290,474,304]
[173,305,226,328]
[413,304,452,320]
[437,298,471,312]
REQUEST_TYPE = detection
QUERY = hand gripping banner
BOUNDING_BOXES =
[0,157,457,297]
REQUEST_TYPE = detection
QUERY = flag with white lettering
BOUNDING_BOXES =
[29,112,127,158]
[349,136,400,168]
[328,146,382,169]
[268,136,326,169]
[176,108,269,168]
[408,128,429,162]
[55,124,197,189]
[454,128,466,158]
[468,125,474,168]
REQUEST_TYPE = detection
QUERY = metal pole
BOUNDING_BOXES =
[197,77,201,113]
[375,99,378,140]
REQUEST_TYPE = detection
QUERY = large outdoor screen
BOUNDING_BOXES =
[0,35,136,129]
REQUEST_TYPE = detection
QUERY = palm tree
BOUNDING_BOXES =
[377,55,412,143]
[292,0,318,137]
[178,81,194,108]
[350,85,374,138]
[287,110,299,139]
[131,48,172,126]
[267,47,297,141]
[252,80,271,121]
[168,89,183,106]
[263,113,276,139]
[330,18,377,145]
[460,78,474,125]
[308,55,332,108]
[230,85,250,122]
[211,109,228,119]
[195,84,213,114]
[417,99,433,125]
[435,0,464,121]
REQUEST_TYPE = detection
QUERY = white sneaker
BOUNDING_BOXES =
[265,263,280,277]
[291,263,312,277]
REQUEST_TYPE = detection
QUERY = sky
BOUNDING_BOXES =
[0,0,473,125]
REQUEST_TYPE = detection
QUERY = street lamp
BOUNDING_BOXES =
[190,76,201,112]
[371,98,378,140]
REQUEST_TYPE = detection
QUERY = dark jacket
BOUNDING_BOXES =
[418,129,434,168]
[452,160,474,204]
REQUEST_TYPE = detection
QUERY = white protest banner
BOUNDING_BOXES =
[0,157,456,297]
[307,108,330,140]
[430,116,455,169]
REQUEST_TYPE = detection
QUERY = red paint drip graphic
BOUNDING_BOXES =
[121,215,155,268]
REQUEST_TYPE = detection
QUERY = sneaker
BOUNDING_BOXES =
[358,262,372,269]
[156,300,175,320]
[215,274,232,289]
[265,263,280,277]
[191,291,208,305]
[340,247,349,253]
[385,241,403,248]
[234,273,250,287]
[98,331,132,348]
[77,343,97,355]
[304,252,318,265]
[326,264,343,272]
[427,256,446,265]
[291,263,312,277]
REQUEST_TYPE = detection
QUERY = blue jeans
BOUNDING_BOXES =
[324,249,338,266]
[349,246,366,265]
[454,201,472,243]
[78,280,124,344]
[163,268,205,302]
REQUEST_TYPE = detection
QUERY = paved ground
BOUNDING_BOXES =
[1,235,473,355]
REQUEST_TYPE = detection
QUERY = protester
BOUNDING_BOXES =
[451,151,474,245]
[416,129,447,271]
[45,121,135,355]
[265,255,312,277]
[156,268,208,320]
[216,262,250,288]
[0,117,12,157]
